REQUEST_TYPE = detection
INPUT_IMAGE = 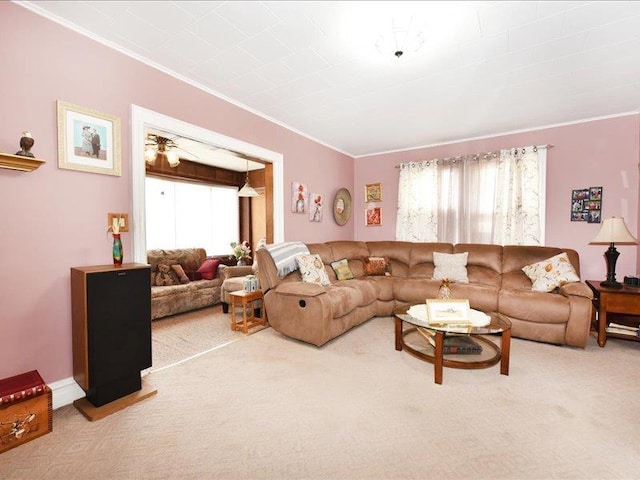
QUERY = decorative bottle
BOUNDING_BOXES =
[438,278,452,299]
[112,234,123,266]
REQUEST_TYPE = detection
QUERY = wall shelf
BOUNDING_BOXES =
[0,152,46,172]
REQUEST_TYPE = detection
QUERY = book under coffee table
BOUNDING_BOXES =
[394,304,512,384]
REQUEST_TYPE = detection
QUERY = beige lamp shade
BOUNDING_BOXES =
[589,217,638,245]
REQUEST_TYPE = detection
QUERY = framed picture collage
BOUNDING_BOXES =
[570,186,602,223]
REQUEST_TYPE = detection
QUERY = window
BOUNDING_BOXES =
[145,176,239,254]
[396,145,546,245]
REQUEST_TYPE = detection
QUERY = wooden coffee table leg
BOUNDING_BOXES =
[395,317,403,351]
[434,331,444,384]
[500,328,511,376]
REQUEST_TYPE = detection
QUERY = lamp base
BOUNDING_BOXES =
[600,279,623,289]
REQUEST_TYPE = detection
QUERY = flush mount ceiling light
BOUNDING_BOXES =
[375,16,425,59]
[144,134,181,168]
[238,159,259,197]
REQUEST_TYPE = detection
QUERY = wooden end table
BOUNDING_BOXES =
[229,289,267,334]
[586,280,640,347]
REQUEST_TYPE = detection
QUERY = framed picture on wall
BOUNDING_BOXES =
[57,100,121,176]
[365,182,382,202]
[570,186,602,223]
[309,193,323,222]
[365,207,382,226]
[291,182,308,213]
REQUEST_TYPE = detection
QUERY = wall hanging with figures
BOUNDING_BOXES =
[571,186,602,223]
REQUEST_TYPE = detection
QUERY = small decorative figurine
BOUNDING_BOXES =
[438,278,453,299]
[15,131,35,158]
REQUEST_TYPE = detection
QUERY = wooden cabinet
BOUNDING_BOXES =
[71,263,152,408]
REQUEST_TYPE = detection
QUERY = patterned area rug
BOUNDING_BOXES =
[150,304,266,370]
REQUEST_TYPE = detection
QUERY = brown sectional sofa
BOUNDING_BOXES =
[147,248,225,320]
[255,241,594,348]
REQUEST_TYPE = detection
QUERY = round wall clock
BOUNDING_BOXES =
[333,188,352,226]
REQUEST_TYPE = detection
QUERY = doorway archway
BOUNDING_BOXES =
[130,105,284,262]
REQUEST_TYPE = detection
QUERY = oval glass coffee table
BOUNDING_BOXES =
[394,304,512,384]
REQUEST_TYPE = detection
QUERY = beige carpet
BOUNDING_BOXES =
[150,305,261,371]
[2,317,640,479]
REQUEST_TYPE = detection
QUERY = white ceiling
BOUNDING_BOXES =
[22,1,640,158]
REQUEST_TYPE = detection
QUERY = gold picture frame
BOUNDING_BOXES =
[57,100,121,176]
[365,182,382,202]
[365,207,382,226]
[426,299,471,325]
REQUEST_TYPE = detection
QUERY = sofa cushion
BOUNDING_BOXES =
[432,252,469,283]
[363,256,391,276]
[331,258,354,281]
[296,254,331,286]
[155,264,180,286]
[522,252,580,292]
[171,264,190,284]
[197,258,221,280]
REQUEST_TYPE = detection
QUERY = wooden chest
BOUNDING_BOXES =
[0,371,52,454]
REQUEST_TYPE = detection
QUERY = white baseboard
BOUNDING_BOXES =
[49,376,85,410]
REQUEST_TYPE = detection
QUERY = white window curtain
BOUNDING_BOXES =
[396,145,546,245]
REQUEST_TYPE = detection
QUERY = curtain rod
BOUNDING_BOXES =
[394,144,554,168]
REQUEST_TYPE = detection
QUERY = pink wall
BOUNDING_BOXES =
[355,115,640,282]
[0,3,353,384]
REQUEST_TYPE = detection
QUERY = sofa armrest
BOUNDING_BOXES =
[219,265,254,281]
[558,282,594,300]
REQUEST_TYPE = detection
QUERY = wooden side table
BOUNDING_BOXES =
[586,280,640,347]
[229,289,267,334]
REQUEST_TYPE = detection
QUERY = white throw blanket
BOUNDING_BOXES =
[265,242,310,277]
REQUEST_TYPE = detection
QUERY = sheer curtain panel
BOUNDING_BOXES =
[396,145,546,245]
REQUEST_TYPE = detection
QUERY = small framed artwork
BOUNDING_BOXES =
[426,299,471,325]
[365,182,382,202]
[291,182,308,214]
[309,193,323,222]
[57,100,121,176]
[365,207,382,226]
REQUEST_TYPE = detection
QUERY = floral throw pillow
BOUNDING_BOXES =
[331,258,354,281]
[296,254,330,286]
[432,252,469,283]
[363,256,391,276]
[522,252,580,292]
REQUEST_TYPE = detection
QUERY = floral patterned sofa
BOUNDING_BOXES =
[147,248,228,320]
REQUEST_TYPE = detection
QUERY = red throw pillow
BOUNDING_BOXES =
[197,258,221,280]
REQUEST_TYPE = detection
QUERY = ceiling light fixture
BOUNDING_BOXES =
[144,134,180,168]
[375,16,424,59]
[238,159,259,197]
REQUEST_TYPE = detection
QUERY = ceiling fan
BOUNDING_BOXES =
[144,133,198,168]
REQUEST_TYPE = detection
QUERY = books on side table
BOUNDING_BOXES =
[605,322,640,338]
[417,327,483,354]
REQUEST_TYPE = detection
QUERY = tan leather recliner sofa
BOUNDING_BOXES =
[255,241,594,348]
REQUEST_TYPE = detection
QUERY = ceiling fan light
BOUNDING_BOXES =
[166,150,180,167]
[144,147,157,165]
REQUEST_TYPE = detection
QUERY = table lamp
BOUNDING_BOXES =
[589,216,638,288]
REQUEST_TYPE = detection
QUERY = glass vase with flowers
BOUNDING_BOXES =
[231,241,252,266]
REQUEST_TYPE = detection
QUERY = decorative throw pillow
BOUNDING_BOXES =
[170,264,190,284]
[363,256,391,276]
[331,258,354,281]
[296,254,330,286]
[522,252,580,292]
[432,252,469,283]
[155,264,180,286]
[197,258,221,280]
